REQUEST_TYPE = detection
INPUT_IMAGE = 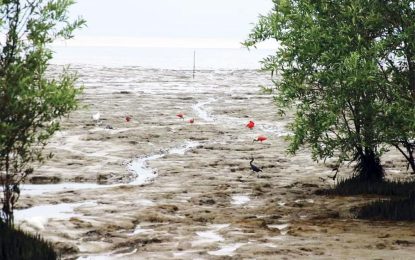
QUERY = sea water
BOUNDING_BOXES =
[52,46,274,70]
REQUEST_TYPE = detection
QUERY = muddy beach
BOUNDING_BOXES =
[14,65,415,259]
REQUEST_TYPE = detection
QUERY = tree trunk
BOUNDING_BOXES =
[354,148,384,182]
[1,155,14,226]
[408,153,415,174]
[2,188,13,226]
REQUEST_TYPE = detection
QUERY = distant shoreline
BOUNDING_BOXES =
[51,46,274,70]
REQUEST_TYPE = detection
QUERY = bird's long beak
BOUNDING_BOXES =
[252,139,257,143]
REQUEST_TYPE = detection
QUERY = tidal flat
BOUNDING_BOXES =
[15,65,415,259]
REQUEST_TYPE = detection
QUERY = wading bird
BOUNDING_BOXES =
[176,113,184,119]
[330,166,339,181]
[189,118,194,124]
[125,115,132,122]
[246,120,255,130]
[92,112,100,124]
[250,157,262,177]
[253,135,267,143]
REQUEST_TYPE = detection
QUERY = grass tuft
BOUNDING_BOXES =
[357,193,415,221]
[0,221,57,260]
[316,177,415,197]
[316,176,415,221]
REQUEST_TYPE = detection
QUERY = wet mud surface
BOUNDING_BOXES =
[14,66,415,259]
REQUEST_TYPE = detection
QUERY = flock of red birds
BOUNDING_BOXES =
[175,115,267,143]
[176,113,195,124]
[246,120,268,143]
[97,113,266,143]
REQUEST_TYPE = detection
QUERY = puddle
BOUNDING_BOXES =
[268,223,290,235]
[192,224,229,246]
[78,256,111,260]
[258,123,292,137]
[21,183,110,196]
[129,225,154,236]
[114,248,138,258]
[15,201,97,230]
[208,243,245,256]
[78,247,137,260]
[134,199,154,206]
[193,230,224,246]
[294,199,314,204]
[168,141,200,155]
[264,243,278,248]
[231,195,250,205]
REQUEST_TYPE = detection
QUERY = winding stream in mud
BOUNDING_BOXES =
[15,141,201,231]
[14,96,291,258]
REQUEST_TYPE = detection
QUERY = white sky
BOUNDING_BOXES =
[65,0,274,48]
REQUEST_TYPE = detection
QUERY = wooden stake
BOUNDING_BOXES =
[193,50,196,79]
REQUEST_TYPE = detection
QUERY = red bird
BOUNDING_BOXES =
[189,118,194,124]
[176,113,184,119]
[125,115,132,122]
[246,120,255,130]
[254,136,267,143]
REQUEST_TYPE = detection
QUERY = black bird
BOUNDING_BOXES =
[329,166,339,181]
[249,157,262,177]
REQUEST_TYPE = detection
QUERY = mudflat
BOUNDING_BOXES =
[15,65,415,259]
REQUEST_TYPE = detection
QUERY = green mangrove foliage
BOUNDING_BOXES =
[0,0,85,225]
[244,0,415,180]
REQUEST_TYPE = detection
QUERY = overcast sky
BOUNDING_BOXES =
[65,0,274,48]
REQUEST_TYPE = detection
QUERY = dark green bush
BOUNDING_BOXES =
[0,222,57,260]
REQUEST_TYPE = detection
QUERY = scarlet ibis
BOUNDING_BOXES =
[92,112,100,124]
[246,120,255,130]
[176,113,184,119]
[250,157,262,177]
[253,136,267,143]
[189,118,194,124]
[125,115,132,122]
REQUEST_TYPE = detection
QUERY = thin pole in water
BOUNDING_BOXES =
[192,50,196,79]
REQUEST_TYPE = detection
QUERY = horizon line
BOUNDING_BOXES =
[53,36,276,50]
